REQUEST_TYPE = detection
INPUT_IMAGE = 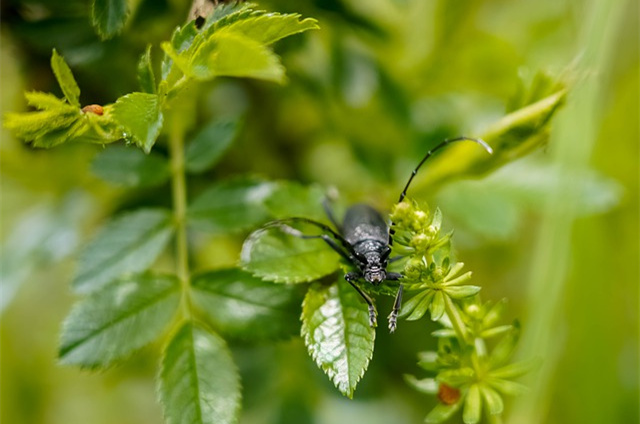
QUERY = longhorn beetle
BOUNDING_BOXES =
[270,137,492,332]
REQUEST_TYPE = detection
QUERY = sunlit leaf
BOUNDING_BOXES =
[51,49,80,107]
[59,274,180,368]
[444,285,481,299]
[187,178,275,234]
[486,378,529,396]
[112,92,163,153]
[216,12,319,45]
[489,321,520,368]
[159,322,241,424]
[241,226,340,283]
[190,32,285,82]
[137,45,156,94]
[430,291,446,321]
[301,281,375,398]
[191,268,302,340]
[24,91,68,110]
[72,208,174,293]
[91,145,170,187]
[399,289,434,321]
[403,375,438,394]
[185,119,239,173]
[92,0,129,40]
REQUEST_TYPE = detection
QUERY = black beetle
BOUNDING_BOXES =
[271,137,492,332]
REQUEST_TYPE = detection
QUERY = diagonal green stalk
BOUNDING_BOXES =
[169,119,192,318]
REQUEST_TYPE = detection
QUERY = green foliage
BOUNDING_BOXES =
[191,268,302,340]
[72,208,174,293]
[91,0,130,40]
[59,274,181,368]
[91,145,170,187]
[137,45,157,94]
[301,281,375,398]
[185,119,239,173]
[50,49,81,108]
[159,322,241,424]
[187,178,275,234]
[241,225,339,283]
[111,92,164,153]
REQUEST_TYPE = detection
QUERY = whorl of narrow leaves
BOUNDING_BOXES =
[301,282,375,398]
[59,274,181,368]
[159,322,241,424]
[72,209,174,293]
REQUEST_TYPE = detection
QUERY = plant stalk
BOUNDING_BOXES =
[169,120,192,317]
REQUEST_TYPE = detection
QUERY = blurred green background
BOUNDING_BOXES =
[1,0,637,423]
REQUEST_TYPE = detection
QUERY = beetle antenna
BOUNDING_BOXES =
[397,136,493,204]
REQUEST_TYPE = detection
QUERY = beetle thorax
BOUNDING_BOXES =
[362,249,386,285]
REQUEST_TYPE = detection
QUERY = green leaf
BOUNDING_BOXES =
[51,49,81,107]
[72,208,174,293]
[480,384,504,415]
[92,0,129,40]
[444,285,481,299]
[398,289,434,321]
[437,368,475,386]
[59,274,180,368]
[189,32,285,82]
[425,401,463,424]
[263,181,328,221]
[159,322,241,424]
[112,92,163,153]
[137,45,156,94]
[489,321,521,368]
[187,178,275,234]
[403,375,438,394]
[240,226,340,283]
[191,268,302,340]
[24,91,69,110]
[91,145,170,187]
[490,358,540,380]
[162,21,199,82]
[463,384,482,424]
[3,108,79,143]
[483,299,507,328]
[417,351,440,371]
[430,291,445,321]
[185,119,239,173]
[301,281,375,398]
[217,12,319,45]
[486,378,529,396]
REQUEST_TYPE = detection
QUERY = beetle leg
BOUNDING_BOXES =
[345,272,377,328]
[277,224,356,264]
[387,283,404,333]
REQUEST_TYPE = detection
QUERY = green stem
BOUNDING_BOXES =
[169,120,191,318]
[443,294,469,345]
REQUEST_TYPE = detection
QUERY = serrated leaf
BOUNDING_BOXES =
[159,322,241,424]
[73,209,174,293]
[301,281,375,398]
[51,49,81,107]
[218,13,319,45]
[91,145,170,187]
[240,226,340,283]
[24,91,69,110]
[191,268,301,340]
[263,181,328,221]
[463,384,482,424]
[185,119,239,173]
[137,45,156,94]
[190,32,285,82]
[112,92,163,153]
[187,178,274,234]
[92,0,129,40]
[162,21,199,81]
[59,274,180,368]
[3,109,79,143]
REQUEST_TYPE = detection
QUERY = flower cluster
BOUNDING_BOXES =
[391,201,534,424]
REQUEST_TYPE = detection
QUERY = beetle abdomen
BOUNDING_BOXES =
[342,204,388,245]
